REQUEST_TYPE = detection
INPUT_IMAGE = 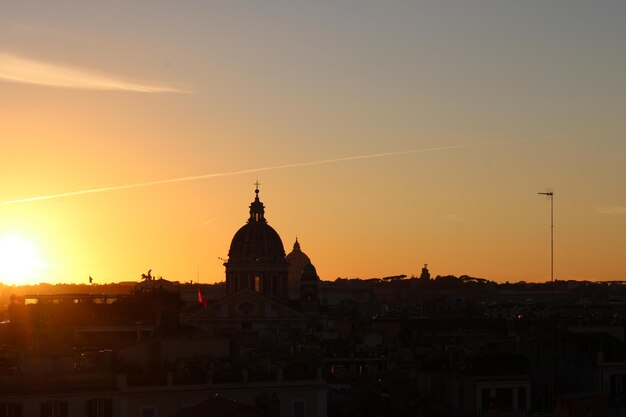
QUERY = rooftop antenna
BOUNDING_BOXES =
[537,192,554,282]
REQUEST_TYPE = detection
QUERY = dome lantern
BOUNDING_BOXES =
[248,182,266,223]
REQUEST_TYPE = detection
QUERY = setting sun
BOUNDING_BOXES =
[0,235,47,285]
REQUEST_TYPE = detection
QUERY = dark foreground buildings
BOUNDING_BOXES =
[1,187,626,417]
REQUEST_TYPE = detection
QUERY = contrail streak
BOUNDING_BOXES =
[0,135,561,206]
[196,218,217,227]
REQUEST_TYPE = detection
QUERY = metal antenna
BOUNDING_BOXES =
[538,192,554,281]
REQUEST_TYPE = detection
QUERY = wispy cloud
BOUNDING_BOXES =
[596,206,626,215]
[0,53,188,93]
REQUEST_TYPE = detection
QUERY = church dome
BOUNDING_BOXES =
[286,238,311,269]
[227,187,286,263]
[301,261,319,282]
[286,238,315,300]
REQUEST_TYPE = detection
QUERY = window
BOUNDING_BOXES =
[292,400,305,417]
[86,399,112,417]
[517,386,527,409]
[238,302,255,315]
[481,388,492,408]
[41,400,67,417]
[0,402,22,417]
[254,276,261,292]
[495,387,513,410]
[610,374,626,406]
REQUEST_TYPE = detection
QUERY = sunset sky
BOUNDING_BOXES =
[1,1,625,285]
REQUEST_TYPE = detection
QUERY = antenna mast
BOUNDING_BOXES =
[538,192,554,281]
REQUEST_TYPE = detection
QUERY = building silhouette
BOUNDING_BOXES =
[224,186,289,300]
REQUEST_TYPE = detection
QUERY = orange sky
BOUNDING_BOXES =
[1,2,625,285]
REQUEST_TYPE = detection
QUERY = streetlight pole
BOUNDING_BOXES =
[538,192,554,282]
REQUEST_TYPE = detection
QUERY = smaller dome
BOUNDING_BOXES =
[287,238,311,287]
[301,262,319,282]
[286,238,310,264]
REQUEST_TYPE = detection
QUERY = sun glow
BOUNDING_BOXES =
[0,235,47,285]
